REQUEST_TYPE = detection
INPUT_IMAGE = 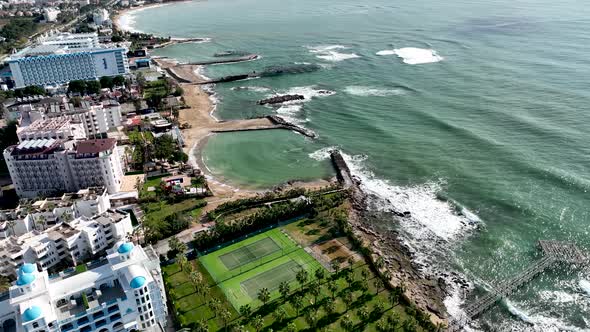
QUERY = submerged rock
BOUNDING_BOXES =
[257,94,305,105]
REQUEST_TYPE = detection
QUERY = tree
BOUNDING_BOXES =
[314,268,325,283]
[191,319,209,332]
[175,253,188,272]
[343,290,353,311]
[304,307,317,328]
[153,134,176,161]
[0,276,11,292]
[220,309,232,331]
[208,298,222,318]
[68,80,87,94]
[389,287,403,307]
[324,300,336,315]
[290,295,303,316]
[309,281,321,305]
[278,281,290,300]
[272,306,287,322]
[34,215,46,231]
[375,256,385,270]
[113,75,126,87]
[168,237,187,256]
[372,301,384,317]
[344,270,355,288]
[347,257,355,270]
[86,80,101,94]
[100,76,114,89]
[402,318,417,332]
[188,270,203,291]
[373,278,384,295]
[257,287,270,306]
[286,322,297,332]
[357,305,370,321]
[360,268,369,280]
[296,269,309,291]
[251,315,263,332]
[340,314,353,331]
[239,304,251,318]
[328,282,338,299]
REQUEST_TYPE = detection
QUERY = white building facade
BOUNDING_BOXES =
[0,209,133,278]
[3,138,124,198]
[0,242,167,332]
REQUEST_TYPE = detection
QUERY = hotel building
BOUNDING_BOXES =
[0,242,168,332]
[7,33,129,88]
[3,138,124,198]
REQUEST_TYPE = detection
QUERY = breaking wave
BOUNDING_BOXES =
[580,280,590,297]
[378,47,444,65]
[306,44,361,62]
[230,86,271,93]
[344,85,407,97]
[308,146,339,161]
[275,104,308,125]
[505,300,588,331]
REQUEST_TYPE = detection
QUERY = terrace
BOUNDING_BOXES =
[55,281,126,322]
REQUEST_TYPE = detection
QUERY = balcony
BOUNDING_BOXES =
[56,282,126,323]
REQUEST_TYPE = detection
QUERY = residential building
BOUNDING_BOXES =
[0,242,167,332]
[17,118,86,141]
[0,187,112,239]
[92,9,109,26]
[80,101,123,138]
[36,33,100,49]
[3,138,124,198]
[0,209,133,277]
[43,8,59,22]
[7,33,129,88]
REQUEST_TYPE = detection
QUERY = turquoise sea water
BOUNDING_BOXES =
[127,0,590,329]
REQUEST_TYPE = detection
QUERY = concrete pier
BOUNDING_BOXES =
[184,54,259,66]
[329,150,354,188]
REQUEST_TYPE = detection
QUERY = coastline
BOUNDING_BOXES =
[113,1,193,33]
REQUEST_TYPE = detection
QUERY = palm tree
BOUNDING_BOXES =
[220,309,232,331]
[175,253,188,272]
[401,317,417,332]
[192,319,209,332]
[278,281,290,300]
[296,269,309,291]
[61,211,73,223]
[272,306,287,322]
[285,322,297,332]
[331,260,340,276]
[189,270,204,296]
[208,298,222,318]
[251,315,264,332]
[373,278,384,294]
[239,304,252,318]
[343,290,353,311]
[386,312,400,329]
[372,301,384,316]
[309,281,321,305]
[389,287,402,307]
[328,282,338,299]
[303,307,317,328]
[314,268,325,283]
[257,287,270,306]
[344,270,354,288]
[347,257,354,270]
[290,295,303,316]
[340,314,353,331]
[375,256,384,270]
[324,300,336,315]
[360,268,369,280]
[357,305,369,321]
[169,237,187,254]
[34,215,46,231]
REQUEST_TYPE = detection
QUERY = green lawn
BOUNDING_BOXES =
[143,197,205,221]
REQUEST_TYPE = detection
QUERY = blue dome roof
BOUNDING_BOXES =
[117,243,134,254]
[130,276,146,289]
[16,273,36,286]
[19,263,36,274]
[23,306,42,322]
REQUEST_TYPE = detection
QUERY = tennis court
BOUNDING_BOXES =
[219,237,281,270]
[240,260,302,298]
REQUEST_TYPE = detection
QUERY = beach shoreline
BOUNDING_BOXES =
[113,1,193,33]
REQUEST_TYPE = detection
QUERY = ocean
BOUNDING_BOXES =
[122,0,590,329]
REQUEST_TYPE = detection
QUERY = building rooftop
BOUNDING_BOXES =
[74,138,117,154]
[11,138,61,155]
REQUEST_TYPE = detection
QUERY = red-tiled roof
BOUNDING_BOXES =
[75,138,117,154]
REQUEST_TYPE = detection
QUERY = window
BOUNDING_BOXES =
[33,322,39,328]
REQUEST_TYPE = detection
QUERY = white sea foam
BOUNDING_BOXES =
[342,151,476,240]
[307,44,360,62]
[230,86,271,93]
[539,290,576,304]
[283,86,336,100]
[580,280,590,297]
[194,66,211,81]
[344,85,406,97]
[308,146,338,161]
[505,300,587,331]
[117,4,170,33]
[276,104,308,125]
[376,50,397,56]
[378,47,443,65]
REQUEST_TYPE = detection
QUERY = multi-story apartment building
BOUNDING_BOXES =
[7,33,129,88]
[36,33,100,49]
[3,138,124,198]
[0,209,133,278]
[0,242,168,332]
[17,118,87,141]
[79,101,123,139]
[0,186,111,239]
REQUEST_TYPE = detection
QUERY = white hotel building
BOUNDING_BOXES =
[7,33,129,88]
[3,138,124,198]
[0,242,168,332]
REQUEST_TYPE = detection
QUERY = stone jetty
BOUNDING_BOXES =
[257,94,305,105]
[329,150,354,188]
[185,54,259,66]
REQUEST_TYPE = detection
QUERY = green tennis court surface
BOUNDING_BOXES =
[241,260,302,298]
[219,237,280,270]
[200,228,325,309]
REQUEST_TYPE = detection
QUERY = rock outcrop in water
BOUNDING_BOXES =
[257,94,305,105]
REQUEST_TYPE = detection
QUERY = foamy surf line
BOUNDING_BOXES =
[377,47,444,65]
[116,2,191,34]
[306,44,361,62]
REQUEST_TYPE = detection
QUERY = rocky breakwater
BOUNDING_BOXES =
[257,94,305,105]
[329,150,450,327]
[267,115,317,139]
